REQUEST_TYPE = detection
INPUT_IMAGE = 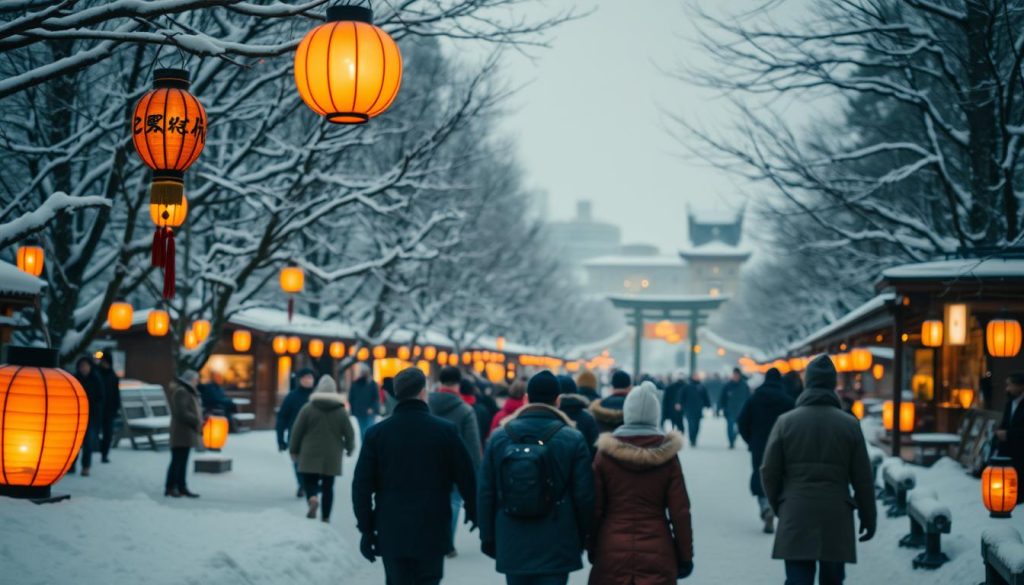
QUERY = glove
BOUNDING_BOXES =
[481,540,496,559]
[858,523,876,542]
[360,533,377,563]
[677,560,694,579]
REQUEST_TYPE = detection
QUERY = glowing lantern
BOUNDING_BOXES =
[987,319,1023,358]
[834,353,851,373]
[357,347,370,361]
[447,354,459,367]
[437,350,448,364]
[329,341,346,359]
[287,336,302,355]
[424,346,438,361]
[397,346,411,361]
[496,337,506,351]
[308,339,324,358]
[982,459,1018,518]
[718,348,727,357]
[232,330,252,352]
[462,352,472,365]
[279,266,305,322]
[148,195,188,299]
[272,335,288,355]
[146,310,170,337]
[107,302,133,331]
[953,388,975,409]
[16,245,44,277]
[413,346,422,357]
[202,416,229,451]
[183,329,199,350]
[850,349,873,372]
[373,346,387,360]
[192,319,211,342]
[851,400,864,420]
[693,345,702,354]
[294,6,402,124]
[945,304,968,346]
[0,347,89,499]
[883,401,915,432]
[872,364,884,381]
[921,320,943,347]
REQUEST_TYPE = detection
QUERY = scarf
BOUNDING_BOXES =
[613,423,665,438]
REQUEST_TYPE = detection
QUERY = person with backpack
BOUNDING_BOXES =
[589,381,694,584]
[479,370,595,585]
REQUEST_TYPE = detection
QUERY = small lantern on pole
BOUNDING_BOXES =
[279,266,304,322]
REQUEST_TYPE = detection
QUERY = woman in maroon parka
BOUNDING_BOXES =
[589,382,694,584]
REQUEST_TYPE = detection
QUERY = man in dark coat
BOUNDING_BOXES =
[352,367,476,585]
[590,370,632,433]
[679,375,711,447]
[349,362,380,440]
[462,378,494,449]
[737,368,794,533]
[718,368,750,449]
[276,368,316,497]
[661,373,686,433]
[557,375,599,457]
[72,356,104,476]
[996,372,1024,502]
[479,371,595,585]
[760,355,876,585]
[96,353,121,463]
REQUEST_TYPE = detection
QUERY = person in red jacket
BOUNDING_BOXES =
[589,381,694,584]
[490,379,527,432]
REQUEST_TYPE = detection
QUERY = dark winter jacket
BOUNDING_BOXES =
[348,377,379,418]
[559,394,600,456]
[490,396,525,432]
[998,396,1024,482]
[737,377,794,496]
[169,379,202,449]
[761,356,876,563]
[428,389,482,472]
[290,392,356,476]
[473,400,494,447]
[662,381,685,425]
[275,384,313,450]
[479,404,595,576]
[75,366,105,428]
[590,431,692,585]
[718,379,751,419]
[96,366,121,421]
[679,381,711,420]
[590,392,628,433]
[352,399,477,560]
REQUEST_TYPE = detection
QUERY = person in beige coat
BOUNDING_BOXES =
[290,375,356,522]
[760,354,876,585]
[166,370,202,498]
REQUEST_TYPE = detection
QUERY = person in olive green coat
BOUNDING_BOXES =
[290,375,356,522]
[760,354,877,585]
[166,370,202,498]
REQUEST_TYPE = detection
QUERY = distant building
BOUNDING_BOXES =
[546,200,621,279]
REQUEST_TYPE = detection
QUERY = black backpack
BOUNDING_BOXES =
[498,422,565,518]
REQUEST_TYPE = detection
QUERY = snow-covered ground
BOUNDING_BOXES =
[1,416,1021,584]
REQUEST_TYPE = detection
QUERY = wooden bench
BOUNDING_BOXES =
[119,381,171,451]
[882,458,916,517]
[898,488,952,569]
[982,526,1024,585]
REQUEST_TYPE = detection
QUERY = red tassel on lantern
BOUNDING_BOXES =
[162,229,176,299]
[152,228,165,267]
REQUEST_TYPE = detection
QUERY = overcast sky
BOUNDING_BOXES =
[496,0,794,254]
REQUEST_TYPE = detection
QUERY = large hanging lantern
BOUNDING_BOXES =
[192,319,211,342]
[0,347,89,500]
[147,310,170,337]
[982,458,1018,518]
[149,195,188,299]
[987,319,1022,358]
[232,330,252,352]
[850,349,873,372]
[279,266,304,322]
[308,339,324,358]
[329,341,346,359]
[202,416,229,451]
[921,320,943,347]
[294,6,402,124]
[16,245,44,277]
[834,353,851,373]
[107,301,134,331]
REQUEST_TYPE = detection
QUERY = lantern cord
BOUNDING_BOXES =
[162,229,176,300]
[288,297,294,323]
[152,227,165,267]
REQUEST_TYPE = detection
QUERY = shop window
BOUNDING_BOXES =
[200,354,254,391]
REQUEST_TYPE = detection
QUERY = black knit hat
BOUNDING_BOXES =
[439,366,462,385]
[527,370,560,405]
[806,355,838,390]
[611,370,631,390]
[394,367,427,401]
[556,375,577,395]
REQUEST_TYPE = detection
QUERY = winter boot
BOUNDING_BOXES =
[761,508,774,534]
[307,495,319,519]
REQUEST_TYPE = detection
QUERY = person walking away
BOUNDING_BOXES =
[428,366,482,557]
[679,375,711,447]
[719,368,751,449]
[737,368,794,533]
[381,376,398,419]
[491,379,527,432]
[705,373,725,417]
[576,370,601,402]
[782,371,804,402]
[166,370,202,498]
[995,372,1024,502]
[352,368,476,585]
[590,381,693,584]
[289,375,356,522]
[467,378,500,444]
[72,357,104,476]
[479,371,595,585]
[662,372,686,433]
[590,370,632,433]
[557,375,599,457]
[95,353,121,463]
[349,362,380,439]
[276,367,316,498]
[760,355,876,585]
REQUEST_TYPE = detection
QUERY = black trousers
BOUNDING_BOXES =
[382,556,443,585]
[302,473,335,520]
[100,414,116,458]
[165,447,191,491]
[784,560,845,585]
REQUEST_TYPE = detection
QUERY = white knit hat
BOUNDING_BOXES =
[623,381,661,427]
[313,375,338,395]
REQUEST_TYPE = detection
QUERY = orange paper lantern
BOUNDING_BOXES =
[272,335,288,355]
[424,346,438,361]
[987,319,1022,358]
[850,349,873,372]
[294,6,402,124]
[287,336,302,355]
[232,330,252,352]
[982,459,1018,518]
[397,346,411,361]
[921,320,943,347]
[0,347,89,499]
[357,347,370,361]
[308,339,324,358]
[851,400,864,420]
[147,310,170,337]
[192,319,211,342]
[373,346,387,360]
[834,353,851,373]
[280,266,304,322]
[329,341,346,359]
[107,301,134,331]
[16,245,44,277]
[183,329,199,350]
[202,416,229,451]
[872,364,884,381]
[883,401,915,432]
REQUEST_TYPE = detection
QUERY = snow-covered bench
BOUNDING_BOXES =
[982,526,1024,585]
[882,458,916,517]
[910,433,960,466]
[119,382,171,451]
[897,488,951,569]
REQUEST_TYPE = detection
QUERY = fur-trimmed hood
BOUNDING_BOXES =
[590,398,625,425]
[596,431,684,469]
[558,393,591,414]
[501,402,576,427]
